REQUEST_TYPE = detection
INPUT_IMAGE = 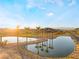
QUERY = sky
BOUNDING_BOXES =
[0,0,79,28]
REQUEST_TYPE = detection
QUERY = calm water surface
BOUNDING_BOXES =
[2,37,37,43]
[26,36,75,57]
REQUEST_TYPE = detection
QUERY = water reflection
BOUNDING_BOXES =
[26,36,75,57]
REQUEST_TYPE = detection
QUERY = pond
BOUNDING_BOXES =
[26,36,75,57]
[1,36,75,57]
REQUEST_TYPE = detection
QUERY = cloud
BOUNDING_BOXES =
[44,0,64,7]
[46,12,54,16]
[68,0,76,6]
[54,0,64,7]
[26,0,77,10]
[0,4,26,28]
[44,0,76,7]
[26,0,34,8]
[26,0,46,10]
[26,4,33,8]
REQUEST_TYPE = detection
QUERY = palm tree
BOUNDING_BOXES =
[36,27,44,51]
[0,32,2,46]
[16,25,19,47]
[36,27,40,30]
[24,27,30,44]
[24,27,31,50]
[0,32,2,42]
[44,28,53,52]
[36,26,41,37]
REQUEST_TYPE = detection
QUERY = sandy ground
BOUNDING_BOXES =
[0,47,22,59]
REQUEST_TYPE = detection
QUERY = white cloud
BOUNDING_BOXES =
[47,12,54,16]
[0,5,26,28]
[26,4,33,8]
[54,0,64,7]
[26,0,77,9]
[44,0,76,7]
[26,0,34,8]
[68,0,76,6]
[26,0,46,10]
[44,0,64,7]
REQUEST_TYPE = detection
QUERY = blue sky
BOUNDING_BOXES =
[0,0,79,28]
